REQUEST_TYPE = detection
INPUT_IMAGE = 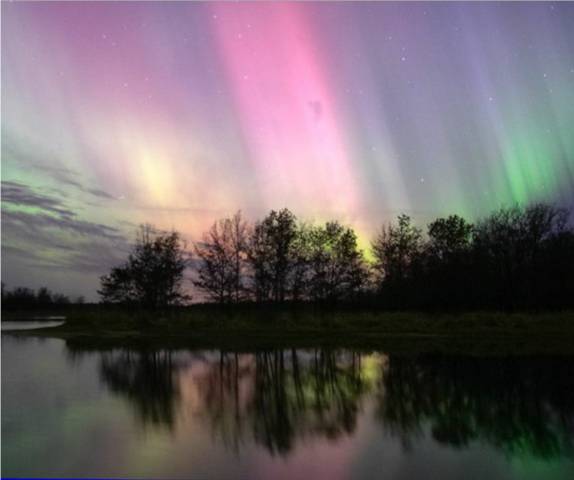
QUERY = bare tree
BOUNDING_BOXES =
[194,211,249,304]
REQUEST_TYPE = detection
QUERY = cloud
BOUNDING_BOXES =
[2,199,130,280]
[2,240,128,276]
[1,180,75,217]
[87,188,116,200]
[1,180,128,277]
[1,244,65,269]
[2,181,124,238]
[2,208,123,241]
[2,137,115,200]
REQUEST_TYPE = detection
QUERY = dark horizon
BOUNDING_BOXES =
[4,201,572,312]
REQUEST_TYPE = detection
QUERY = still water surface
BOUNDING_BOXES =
[2,334,574,479]
[1,320,65,331]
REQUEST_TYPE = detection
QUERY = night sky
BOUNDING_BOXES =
[2,2,574,299]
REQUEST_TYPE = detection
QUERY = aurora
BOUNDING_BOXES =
[2,1,574,299]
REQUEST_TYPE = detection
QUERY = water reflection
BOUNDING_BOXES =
[378,355,574,459]
[195,349,372,454]
[99,350,182,429]
[65,342,574,461]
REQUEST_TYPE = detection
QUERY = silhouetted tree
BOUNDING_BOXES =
[371,214,422,307]
[472,203,569,309]
[194,211,249,303]
[1,285,75,310]
[420,215,474,308]
[51,293,71,305]
[99,224,189,308]
[288,223,313,302]
[248,209,297,302]
[427,215,473,260]
[182,202,574,309]
[36,287,53,305]
[373,214,423,285]
[9,287,37,305]
[306,221,369,302]
[538,226,574,308]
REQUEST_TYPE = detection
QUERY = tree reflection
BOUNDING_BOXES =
[98,349,181,430]
[195,349,371,455]
[63,341,574,460]
[378,355,574,459]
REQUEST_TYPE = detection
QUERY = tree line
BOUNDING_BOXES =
[1,284,84,309]
[99,202,574,311]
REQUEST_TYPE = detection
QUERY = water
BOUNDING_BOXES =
[1,320,65,331]
[2,334,574,479]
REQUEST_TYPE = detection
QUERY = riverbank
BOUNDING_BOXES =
[3,307,574,355]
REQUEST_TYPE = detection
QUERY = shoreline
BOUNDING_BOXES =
[4,309,574,355]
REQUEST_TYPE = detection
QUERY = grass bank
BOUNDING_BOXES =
[4,305,574,355]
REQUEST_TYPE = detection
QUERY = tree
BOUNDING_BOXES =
[472,203,570,309]
[372,214,423,286]
[306,221,368,302]
[194,211,249,304]
[427,215,473,261]
[1,285,75,309]
[248,209,297,302]
[99,224,189,308]
[288,223,313,302]
[6,287,37,307]
[420,215,474,309]
[51,293,70,305]
[36,287,53,305]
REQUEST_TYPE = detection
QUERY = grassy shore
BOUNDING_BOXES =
[4,305,574,355]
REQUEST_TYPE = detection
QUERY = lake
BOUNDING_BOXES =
[2,333,574,479]
[1,320,66,331]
